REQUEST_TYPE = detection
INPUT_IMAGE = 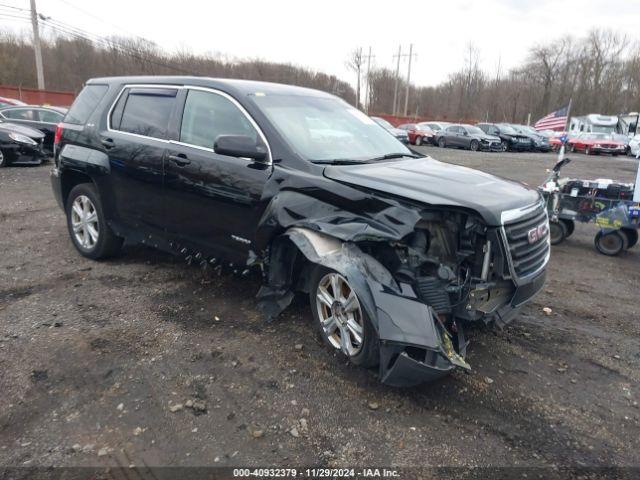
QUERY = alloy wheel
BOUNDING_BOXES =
[416,136,422,146]
[0,149,5,167]
[315,272,364,357]
[71,195,99,249]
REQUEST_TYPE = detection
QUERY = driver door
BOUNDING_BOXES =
[163,88,272,263]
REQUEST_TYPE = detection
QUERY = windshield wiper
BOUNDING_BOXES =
[367,152,422,161]
[312,159,369,165]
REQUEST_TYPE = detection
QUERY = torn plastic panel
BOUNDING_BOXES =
[257,227,470,387]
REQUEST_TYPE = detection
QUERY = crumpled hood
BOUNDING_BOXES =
[323,157,540,226]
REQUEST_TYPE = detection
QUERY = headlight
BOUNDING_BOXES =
[8,132,37,145]
[594,144,601,148]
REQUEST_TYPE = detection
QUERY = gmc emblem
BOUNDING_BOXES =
[527,222,549,244]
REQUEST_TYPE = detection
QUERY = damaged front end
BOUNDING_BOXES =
[257,192,549,387]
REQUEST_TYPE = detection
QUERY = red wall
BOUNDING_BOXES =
[0,85,75,107]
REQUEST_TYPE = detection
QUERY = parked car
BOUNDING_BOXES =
[628,134,640,157]
[371,116,409,144]
[435,124,502,151]
[610,133,631,154]
[420,122,450,145]
[398,122,436,146]
[569,133,626,155]
[511,125,552,152]
[0,96,26,107]
[0,106,67,153]
[477,123,533,152]
[52,77,549,387]
[0,122,46,167]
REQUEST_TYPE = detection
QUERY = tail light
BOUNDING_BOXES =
[54,122,63,147]
[53,122,63,157]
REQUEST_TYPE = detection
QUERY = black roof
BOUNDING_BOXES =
[87,76,335,99]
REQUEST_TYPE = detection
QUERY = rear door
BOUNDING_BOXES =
[102,86,178,233]
[163,87,272,263]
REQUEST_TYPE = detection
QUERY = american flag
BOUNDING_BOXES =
[534,105,569,131]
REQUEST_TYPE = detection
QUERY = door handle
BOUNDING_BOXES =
[101,137,115,149]
[168,153,191,166]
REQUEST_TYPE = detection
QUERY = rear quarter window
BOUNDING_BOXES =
[65,84,108,125]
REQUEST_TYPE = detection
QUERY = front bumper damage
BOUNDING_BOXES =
[258,224,544,387]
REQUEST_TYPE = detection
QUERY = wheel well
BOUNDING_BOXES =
[61,170,94,207]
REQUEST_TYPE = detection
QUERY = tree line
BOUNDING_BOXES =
[0,29,356,103]
[1,28,638,125]
[362,30,640,123]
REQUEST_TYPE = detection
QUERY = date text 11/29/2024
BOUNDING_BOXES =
[233,468,400,477]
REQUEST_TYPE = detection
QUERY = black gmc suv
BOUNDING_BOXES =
[51,76,550,387]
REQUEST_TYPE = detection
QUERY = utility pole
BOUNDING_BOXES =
[403,44,416,116]
[363,46,375,113]
[392,45,402,116]
[30,0,45,90]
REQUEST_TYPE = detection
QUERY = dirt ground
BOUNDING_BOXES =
[0,147,639,475]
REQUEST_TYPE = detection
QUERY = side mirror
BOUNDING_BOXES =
[214,135,267,162]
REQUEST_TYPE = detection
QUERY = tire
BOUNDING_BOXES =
[549,221,568,245]
[620,228,639,249]
[415,136,423,146]
[585,146,591,155]
[469,140,479,151]
[309,266,378,368]
[438,137,446,148]
[560,219,575,238]
[594,230,626,256]
[0,149,6,167]
[65,183,123,260]
[500,141,508,152]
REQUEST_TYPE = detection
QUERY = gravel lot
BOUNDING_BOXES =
[0,147,639,474]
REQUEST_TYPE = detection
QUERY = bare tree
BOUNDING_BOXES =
[345,48,364,108]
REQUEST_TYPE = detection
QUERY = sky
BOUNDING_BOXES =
[1,0,638,88]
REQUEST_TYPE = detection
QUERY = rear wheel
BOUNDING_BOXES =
[470,140,479,151]
[66,183,123,260]
[438,137,446,148]
[594,230,627,256]
[549,221,568,245]
[620,228,639,249]
[310,267,378,368]
[415,136,423,146]
[500,141,508,152]
[560,219,575,238]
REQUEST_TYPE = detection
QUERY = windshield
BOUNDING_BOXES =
[499,125,518,135]
[253,95,411,162]
[583,133,608,140]
[372,117,394,129]
[465,125,485,135]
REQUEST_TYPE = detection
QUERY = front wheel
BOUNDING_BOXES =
[0,149,7,167]
[438,137,446,148]
[594,230,627,256]
[415,136,423,146]
[560,219,575,238]
[469,140,479,151]
[585,146,591,155]
[500,141,508,152]
[549,221,568,245]
[66,183,123,260]
[310,267,378,368]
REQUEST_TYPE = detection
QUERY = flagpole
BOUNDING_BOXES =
[558,98,573,161]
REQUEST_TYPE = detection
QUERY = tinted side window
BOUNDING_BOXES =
[119,89,177,139]
[180,89,257,149]
[38,109,64,123]
[3,108,35,120]
[66,84,108,124]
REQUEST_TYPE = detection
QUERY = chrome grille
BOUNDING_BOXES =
[503,203,549,278]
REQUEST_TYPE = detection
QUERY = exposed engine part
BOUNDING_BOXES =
[415,276,451,314]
